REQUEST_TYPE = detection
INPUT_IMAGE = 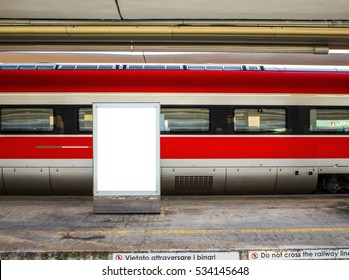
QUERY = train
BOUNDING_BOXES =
[0,63,349,195]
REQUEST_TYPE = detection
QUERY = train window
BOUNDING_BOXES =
[160,108,210,132]
[0,108,54,132]
[78,108,93,132]
[234,108,286,132]
[310,109,349,132]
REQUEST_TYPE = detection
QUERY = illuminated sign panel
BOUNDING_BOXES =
[93,103,160,213]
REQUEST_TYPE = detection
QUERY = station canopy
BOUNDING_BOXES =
[0,0,349,21]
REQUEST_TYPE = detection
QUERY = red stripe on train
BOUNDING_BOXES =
[0,136,348,159]
[0,70,349,93]
[0,137,92,159]
[161,136,349,159]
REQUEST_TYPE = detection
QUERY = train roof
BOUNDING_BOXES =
[1,63,349,72]
[1,63,349,94]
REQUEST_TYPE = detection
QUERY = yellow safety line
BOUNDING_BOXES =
[163,198,349,203]
[1,197,348,204]
[1,227,349,236]
[123,227,349,235]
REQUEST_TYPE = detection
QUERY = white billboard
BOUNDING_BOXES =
[93,103,160,213]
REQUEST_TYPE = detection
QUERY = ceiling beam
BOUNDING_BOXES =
[0,25,348,46]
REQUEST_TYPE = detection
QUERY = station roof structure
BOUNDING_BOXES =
[0,0,348,64]
[0,0,348,21]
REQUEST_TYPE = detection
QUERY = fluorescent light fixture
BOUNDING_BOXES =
[10,51,144,56]
[8,50,209,56]
[328,49,349,54]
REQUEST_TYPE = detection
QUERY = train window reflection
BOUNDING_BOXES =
[234,108,286,132]
[160,108,210,132]
[0,108,54,132]
[78,108,93,132]
[310,109,349,132]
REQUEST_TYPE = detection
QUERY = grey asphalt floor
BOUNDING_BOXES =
[0,194,348,259]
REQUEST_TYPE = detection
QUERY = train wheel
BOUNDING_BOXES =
[326,178,340,193]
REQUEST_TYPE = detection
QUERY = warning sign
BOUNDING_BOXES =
[249,248,349,260]
[113,252,240,261]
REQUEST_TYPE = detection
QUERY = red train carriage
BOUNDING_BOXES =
[0,63,349,195]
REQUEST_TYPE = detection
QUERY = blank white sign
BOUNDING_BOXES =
[94,103,159,194]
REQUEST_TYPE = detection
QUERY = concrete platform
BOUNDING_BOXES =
[0,194,348,259]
